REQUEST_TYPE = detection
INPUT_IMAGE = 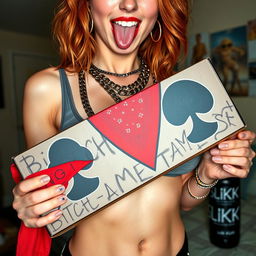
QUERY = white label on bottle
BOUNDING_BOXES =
[210,187,239,201]
[209,205,240,224]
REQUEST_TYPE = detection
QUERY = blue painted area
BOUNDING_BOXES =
[162,80,218,143]
[48,138,99,201]
[67,173,100,201]
[210,26,247,49]
[164,155,201,177]
[187,114,218,143]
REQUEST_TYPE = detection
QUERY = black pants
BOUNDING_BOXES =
[177,233,189,256]
[61,233,189,256]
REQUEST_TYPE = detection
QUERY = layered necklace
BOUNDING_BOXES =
[79,58,154,117]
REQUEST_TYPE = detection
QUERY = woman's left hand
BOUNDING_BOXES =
[199,130,256,181]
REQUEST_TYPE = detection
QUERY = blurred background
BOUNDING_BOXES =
[0,0,255,255]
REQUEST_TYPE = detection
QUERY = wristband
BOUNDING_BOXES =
[195,167,218,189]
[187,176,210,200]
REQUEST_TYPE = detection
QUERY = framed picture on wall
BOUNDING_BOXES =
[186,32,210,67]
[248,19,256,96]
[210,26,248,97]
[0,56,4,108]
[248,19,256,62]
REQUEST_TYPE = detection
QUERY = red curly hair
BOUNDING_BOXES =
[53,0,189,81]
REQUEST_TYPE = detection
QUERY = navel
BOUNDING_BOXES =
[138,239,146,252]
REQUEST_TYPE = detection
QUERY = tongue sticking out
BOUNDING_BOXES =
[112,23,137,49]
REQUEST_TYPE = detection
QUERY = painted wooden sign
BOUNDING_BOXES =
[12,59,245,237]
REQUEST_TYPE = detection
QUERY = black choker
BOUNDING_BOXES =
[89,58,150,97]
[90,63,141,77]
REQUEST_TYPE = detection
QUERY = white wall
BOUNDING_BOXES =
[189,0,256,34]
[189,0,256,132]
[0,29,57,206]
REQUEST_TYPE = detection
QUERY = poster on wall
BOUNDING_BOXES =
[247,19,256,96]
[0,56,4,108]
[248,19,256,62]
[186,32,210,67]
[210,26,248,97]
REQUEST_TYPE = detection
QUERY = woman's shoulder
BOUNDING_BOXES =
[25,67,60,89]
[24,67,61,108]
[23,67,63,146]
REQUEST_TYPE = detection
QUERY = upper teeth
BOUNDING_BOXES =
[114,21,138,27]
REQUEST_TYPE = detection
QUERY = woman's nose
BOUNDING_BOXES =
[119,0,138,12]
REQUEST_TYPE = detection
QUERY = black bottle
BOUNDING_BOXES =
[208,178,240,248]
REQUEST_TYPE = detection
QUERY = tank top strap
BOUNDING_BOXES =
[59,69,83,131]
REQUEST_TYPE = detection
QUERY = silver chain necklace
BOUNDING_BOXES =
[78,59,155,117]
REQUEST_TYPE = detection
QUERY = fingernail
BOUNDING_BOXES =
[56,186,65,192]
[240,132,246,138]
[223,164,232,171]
[40,175,50,183]
[212,156,222,162]
[210,148,220,155]
[58,195,66,202]
[55,211,62,218]
[219,143,228,149]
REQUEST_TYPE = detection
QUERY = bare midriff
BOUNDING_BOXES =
[69,176,185,256]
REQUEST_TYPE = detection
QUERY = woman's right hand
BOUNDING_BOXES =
[12,175,67,228]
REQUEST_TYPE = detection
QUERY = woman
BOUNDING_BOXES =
[12,0,255,255]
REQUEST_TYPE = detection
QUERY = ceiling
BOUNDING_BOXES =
[0,0,58,38]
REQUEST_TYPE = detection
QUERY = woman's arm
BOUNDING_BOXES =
[12,68,68,228]
[23,68,60,147]
[180,130,256,211]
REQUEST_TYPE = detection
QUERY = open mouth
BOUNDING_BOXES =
[111,17,141,49]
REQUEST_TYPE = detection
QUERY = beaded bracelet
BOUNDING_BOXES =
[187,176,210,200]
[195,167,218,189]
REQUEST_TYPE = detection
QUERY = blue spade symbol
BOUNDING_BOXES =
[162,80,218,143]
[49,138,99,200]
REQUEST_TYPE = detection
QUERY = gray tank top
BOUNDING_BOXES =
[58,69,201,176]
[59,69,83,131]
